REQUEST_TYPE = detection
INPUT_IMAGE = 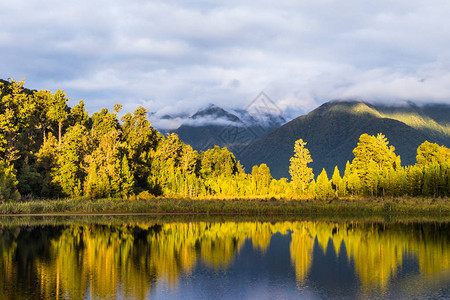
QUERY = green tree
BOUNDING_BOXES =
[198,146,238,196]
[32,89,54,143]
[47,90,69,149]
[0,79,35,163]
[416,141,450,167]
[289,139,313,194]
[52,124,89,197]
[422,163,440,197]
[0,159,20,202]
[315,169,333,199]
[365,160,379,196]
[121,107,158,191]
[120,155,135,198]
[404,165,423,196]
[351,133,399,196]
[180,144,200,197]
[69,100,90,128]
[440,162,450,197]
[416,141,449,197]
[36,133,59,197]
[148,133,185,195]
[331,166,344,197]
[251,164,272,195]
[200,146,237,179]
[84,161,100,198]
[84,130,123,198]
[84,109,123,198]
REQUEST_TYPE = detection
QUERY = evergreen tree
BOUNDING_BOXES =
[52,124,89,197]
[0,158,20,202]
[422,163,440,197]
[121,107,158,191]
[315,169,333,199]
[47,90,69,149]
[289,139,313,195]
[351,133,399,196]
[251,164,272,195]
[200,146,237,179]
[69,100,90,128]
[36,133,59,197]
[405,165,423,196]
[0,79,35,163]
[120,155,135,198]
[416,141,450,167]
[148,133,185,195]
[180,144,200,196]
[331,166,342,197]
[32,89,53,143]
[416,141,449,196]
[441,162,450,197]
[84,109,123,198]
[84,162,99,198]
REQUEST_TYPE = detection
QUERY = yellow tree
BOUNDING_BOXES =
[47,90,69,149]
[351,133,399,196]
[251,164,272,195]
[0,79,35,163]
[315,168,333,199]
[289,139,313,194]
[331,166,344,197]
[416,141,449,197]
[416,141,450,167]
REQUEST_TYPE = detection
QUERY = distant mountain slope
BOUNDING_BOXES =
[375,102,450,142]
[239,101,450,179]
[172,104,286,152]
[421,103,450,126]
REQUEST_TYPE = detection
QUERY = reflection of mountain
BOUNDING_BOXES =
[240,101,450,179]
[0,221,448,299]
[162,104,286,152]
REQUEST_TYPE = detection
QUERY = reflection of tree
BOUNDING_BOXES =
[0,228,18,300]
[343,224,403,291]
[290,226,314,285]
[0,221,448,299]
[288,222,450,292]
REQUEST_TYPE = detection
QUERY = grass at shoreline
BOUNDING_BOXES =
[0,196,449,216]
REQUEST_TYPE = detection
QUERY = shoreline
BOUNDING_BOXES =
[0,197,449,216]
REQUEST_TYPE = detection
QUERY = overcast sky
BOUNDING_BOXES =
[1,0,450,127]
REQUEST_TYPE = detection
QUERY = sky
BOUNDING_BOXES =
[1,0,450,129]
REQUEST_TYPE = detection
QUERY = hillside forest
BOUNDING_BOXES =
[0,79,449,202]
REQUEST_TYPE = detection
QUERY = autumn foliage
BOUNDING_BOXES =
[0,79,449,201]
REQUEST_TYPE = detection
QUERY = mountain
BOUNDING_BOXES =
[171,104,286,153]
[238,100,450,179]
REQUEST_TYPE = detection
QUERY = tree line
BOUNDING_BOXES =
[0,78,449,201]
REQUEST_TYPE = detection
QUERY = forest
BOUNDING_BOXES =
[0,78,449,202]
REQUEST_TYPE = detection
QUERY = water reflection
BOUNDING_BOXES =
[0,221,448,299]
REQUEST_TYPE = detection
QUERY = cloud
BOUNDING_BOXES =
[1,0,450,123]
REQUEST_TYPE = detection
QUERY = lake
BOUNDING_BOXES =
[0,217,448,299]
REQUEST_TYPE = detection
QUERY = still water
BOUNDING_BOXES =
[0,219,448,299]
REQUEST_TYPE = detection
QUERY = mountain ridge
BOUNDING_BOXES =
[238,100,450,179]
[168,103,286,152]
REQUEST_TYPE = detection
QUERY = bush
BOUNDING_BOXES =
[0,160,20,202]
[135,190,155,200]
